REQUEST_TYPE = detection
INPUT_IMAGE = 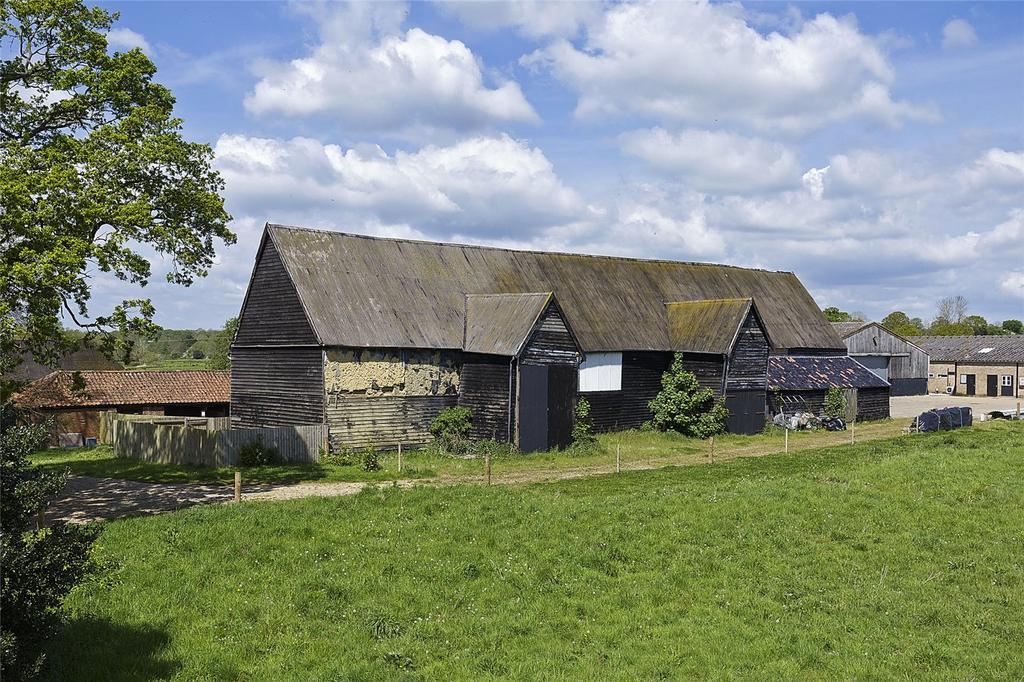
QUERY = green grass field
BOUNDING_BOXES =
[31,419,908,487]
[44,422,1024,680]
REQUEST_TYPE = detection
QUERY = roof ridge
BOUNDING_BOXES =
[266,223,793,275]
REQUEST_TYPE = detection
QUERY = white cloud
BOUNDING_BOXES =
[107,28,152,54]
[618,128,800,192]
[801,166,829,200]
[942,19,977,49]
[1001,272,1024,299]
[958,148,1024,190]
[524,1,937,134]
[244,3,537,134]
[825,150,940,197]
[214,133,584,237]
[439,0,601,39]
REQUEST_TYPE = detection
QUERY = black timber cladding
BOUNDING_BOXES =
[458,354,513,442]
[726,309,769,392]
[520,300,579,366]
[584,352,673,431]
[234,236,317,346]
[231,347,323,426]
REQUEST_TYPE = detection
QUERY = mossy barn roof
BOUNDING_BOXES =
[261,224,843,353]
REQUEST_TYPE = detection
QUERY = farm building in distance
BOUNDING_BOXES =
[14,370,230,445]
[767,355,891,421]
[911,336,1024,397]
[231,224,867,452]
[831,321,929,396]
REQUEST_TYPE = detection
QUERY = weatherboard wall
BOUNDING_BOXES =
[231,347,324,427]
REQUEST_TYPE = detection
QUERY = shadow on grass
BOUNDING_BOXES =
[44,617,182,681]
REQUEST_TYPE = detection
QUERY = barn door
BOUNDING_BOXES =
[966,375,976,395]
[725,390,765,435]
[518,364,548,453]
[986,374,998,397]
[546,365,576,449]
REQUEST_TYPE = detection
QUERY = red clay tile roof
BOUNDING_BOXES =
[13,370,230,408]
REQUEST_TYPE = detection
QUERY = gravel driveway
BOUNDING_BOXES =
[890,394,1022,419]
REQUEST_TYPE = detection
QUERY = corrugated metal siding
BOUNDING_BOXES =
[235,237,318,345]
[521,301,579,366]
[584,352,673,431]
[231,347,324,426]
[268,225,843,353]
[458,354,512,441]
[726,311,769,392]
[325,394,457,450]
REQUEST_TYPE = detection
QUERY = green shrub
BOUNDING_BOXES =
[237,441,279,467]
[361,446,381,472]
[648,353,729,438]
[320,446,354,467]
[2,422,99,679]
[568,398,600,454]
[429,406,473,455]
[823,387,847,418]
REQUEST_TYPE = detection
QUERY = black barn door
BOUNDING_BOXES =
[986,374,998,397]
[518,363,577,452]
[966,375,976,395]
[547,365,576,449]
[725,390,766,435]
[518,364,548,453]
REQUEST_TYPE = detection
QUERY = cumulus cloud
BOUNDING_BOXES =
[439,0,601,39]
[524,1,937,134]
[244,3,537,133]
[213,133,584,237]
[618,128,800,192]
[942,19,977,49]
[1001,272,1024,299]
[107,28,152,54]
[958,148,1024,191]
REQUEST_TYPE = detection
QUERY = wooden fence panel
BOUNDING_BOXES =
[103,413,326,466]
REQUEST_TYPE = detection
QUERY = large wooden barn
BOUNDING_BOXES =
[832,321,929,396]
[231,224,850,451]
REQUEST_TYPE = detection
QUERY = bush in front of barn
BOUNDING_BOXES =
[648,353,728,439]
[237,441,279,467]
[429,406,473,456]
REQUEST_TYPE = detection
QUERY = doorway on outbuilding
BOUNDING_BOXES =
[986,374,998,397]
[725,390,765,435]
[965,374,976,395]
[518,363,577,452]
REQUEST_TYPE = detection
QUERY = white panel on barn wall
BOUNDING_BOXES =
[579,352,622,391]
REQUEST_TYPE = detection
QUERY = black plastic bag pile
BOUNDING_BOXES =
[913,406,972,432]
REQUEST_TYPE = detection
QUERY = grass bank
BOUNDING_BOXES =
[31,419,908,486]
[45,422,1024,680]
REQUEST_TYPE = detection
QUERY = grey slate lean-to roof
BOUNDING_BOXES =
[768,356,890,391]
[909,335,1024,364]
[463,293,553,356]
[265,224,844,353]
[665,298,757,355]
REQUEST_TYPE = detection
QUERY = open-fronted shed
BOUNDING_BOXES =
[231,224,849,450]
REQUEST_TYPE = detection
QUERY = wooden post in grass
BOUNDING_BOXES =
[234,471,241,503]
[397,443,402,474]
[784,428,789,454]
[851,419,856,444]
[616,442,621,474]
[1017,400,1021,420]
[36,508,45,530]
[485,451,492,486]
[709,436,715,463]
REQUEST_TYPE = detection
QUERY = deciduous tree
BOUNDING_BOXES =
[1,0,234,375]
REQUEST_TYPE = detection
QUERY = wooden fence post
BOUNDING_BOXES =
[709,435,715,463]
[234,471,241,503]
[397,443,402,474]
[616,442,621,474]
[851,419,856,444]
[784,428,788,454]
[36,508,45,530]
[485,451,492,486]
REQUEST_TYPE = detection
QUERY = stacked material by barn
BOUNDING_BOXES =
[13,370,230,444]
[910,336,1023,397]
[768,356,891,421]
[831,322,929,396]
[231,224,847,451]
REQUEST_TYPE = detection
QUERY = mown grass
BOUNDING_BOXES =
[30,419,908,487]
[45,422,1024,680]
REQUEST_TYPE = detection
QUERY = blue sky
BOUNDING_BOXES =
[95,1,1024,329]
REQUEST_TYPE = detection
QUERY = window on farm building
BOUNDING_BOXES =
[579,352,622,392]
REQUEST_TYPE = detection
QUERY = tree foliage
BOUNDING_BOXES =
[649,354,728,438]
[935,296,968,324]
[1,421,99,679]
[822,306,853,323]
[1003,319,1023,335]
[823,388,847,418]
[208,317,237,370]
[0,0,233,374]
